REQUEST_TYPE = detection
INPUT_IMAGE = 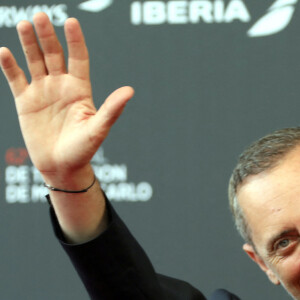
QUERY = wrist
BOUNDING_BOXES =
[41,164,95,191]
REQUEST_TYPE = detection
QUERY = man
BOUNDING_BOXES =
[229,128,300,299]
[2,11,289,299]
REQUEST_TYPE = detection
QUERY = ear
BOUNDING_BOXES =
[243,243,280,285]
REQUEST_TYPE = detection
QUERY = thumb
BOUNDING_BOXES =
[89,86,135,144]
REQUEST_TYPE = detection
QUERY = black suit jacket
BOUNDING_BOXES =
[49,196,240,300]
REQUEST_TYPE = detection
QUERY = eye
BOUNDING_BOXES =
[276,239,290,249]
[273,237,299,256]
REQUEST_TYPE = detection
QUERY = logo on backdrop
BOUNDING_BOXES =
[0,0,298,36]
[0,4,69,27]
[4,147,153,204]
[130,1,251,25]
[78,0,114,13]
[247,0,298,37]
[77,0,298,37]
[129,0,298,37]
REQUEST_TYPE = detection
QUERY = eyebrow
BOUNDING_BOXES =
[266,229,297,253]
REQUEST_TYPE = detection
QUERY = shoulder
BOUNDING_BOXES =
[208,289,241,300]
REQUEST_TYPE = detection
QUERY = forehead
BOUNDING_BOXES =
[237,146,300,249]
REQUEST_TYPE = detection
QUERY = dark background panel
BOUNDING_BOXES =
[0,1,299,299]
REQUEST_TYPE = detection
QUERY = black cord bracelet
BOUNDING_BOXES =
[44,176,96,193]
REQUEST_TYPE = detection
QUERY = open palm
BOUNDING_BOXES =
[0,13,134,175]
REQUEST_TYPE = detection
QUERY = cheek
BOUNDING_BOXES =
[275,255,300,291]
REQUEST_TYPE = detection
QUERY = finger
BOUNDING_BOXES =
[89,86,135,145]
[64,18,89,80]
[17,20,47,80]
[33,12,66,75]
[0,47,28,97]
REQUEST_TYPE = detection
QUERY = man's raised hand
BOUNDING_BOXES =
[0,12,134,242]
[0,12,134,181]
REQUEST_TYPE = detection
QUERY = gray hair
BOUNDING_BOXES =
[228,127,300,245]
